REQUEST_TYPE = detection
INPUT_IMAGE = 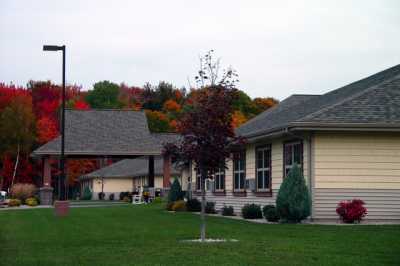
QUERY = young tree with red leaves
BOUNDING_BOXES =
[164,51,243,241]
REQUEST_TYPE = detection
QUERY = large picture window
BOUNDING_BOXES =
[256,145,271,191]
[233,152,246,191]
[284,141,303,177]
[214,165,225,191]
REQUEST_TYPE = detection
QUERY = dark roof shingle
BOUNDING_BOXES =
[237,64,400,137]
[33,110,180,156]
[80,156,181,179]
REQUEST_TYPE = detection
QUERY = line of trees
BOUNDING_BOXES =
[0,66,278,193]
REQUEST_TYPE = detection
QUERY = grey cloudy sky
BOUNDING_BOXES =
[1,0,399,100]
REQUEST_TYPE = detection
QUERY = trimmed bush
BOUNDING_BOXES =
[25,197,38,207]
[8,199,21,207]
[276,164,311,223]
[263,205,280,222]
[82,186,92,200]
[171,200,186,212]
[222,205,235,216]
[336,199,367,223]
[168,178,184,203]
[98,192,105,200]
[166,201,174,211]
[10,183,36,202]
[205,202,216,214]
[119,191,128,200]
[186,198,201,212]
[242,204,263,219]
[109,193,115,201]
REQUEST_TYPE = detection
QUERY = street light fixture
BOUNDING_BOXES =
[43,44,67,202]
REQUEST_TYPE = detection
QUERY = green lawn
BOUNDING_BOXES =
[0,204,399,266]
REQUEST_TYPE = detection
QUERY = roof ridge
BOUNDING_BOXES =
[296,72,400,122]
[66,108,144,112]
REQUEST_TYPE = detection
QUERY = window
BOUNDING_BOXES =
[214,165,225,191]
[196,171,202,191]
[284,141,303,177]
[256,146,271,190]
[233,152,246,191]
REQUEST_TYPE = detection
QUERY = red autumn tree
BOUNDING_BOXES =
[67,159,97,186]
[164,50,244,241]
[74,100,90,110]
[36,116,59,144]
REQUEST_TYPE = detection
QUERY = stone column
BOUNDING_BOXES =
[39,157,54,205]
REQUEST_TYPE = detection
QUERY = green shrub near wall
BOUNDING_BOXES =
[276,164,311,223]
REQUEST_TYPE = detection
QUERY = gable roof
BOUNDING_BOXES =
[33,110,180,156]
[80,156,181,179]
[237,64,400,138]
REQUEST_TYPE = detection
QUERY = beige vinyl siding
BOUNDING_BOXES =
[92,178,133,193]
[191,137,310,213]
[314,132,400,189]
[313,132,400,220]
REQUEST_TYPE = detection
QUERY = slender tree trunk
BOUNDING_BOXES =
[10,143,20,190]
[200,167,206,242]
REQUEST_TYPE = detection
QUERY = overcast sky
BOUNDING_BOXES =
[1,0,399,100]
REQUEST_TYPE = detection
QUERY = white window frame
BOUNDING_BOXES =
[284,141,303,177]
[256,145,271,191]
[214,166,225,192]
[233,152,246,191]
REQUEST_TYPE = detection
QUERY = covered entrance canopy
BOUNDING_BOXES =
[32,109,179,204]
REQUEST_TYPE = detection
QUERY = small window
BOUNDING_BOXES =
[214,164,225,191]
[284,141,303,177]
[233,152,246,191]
[256,145,271,191]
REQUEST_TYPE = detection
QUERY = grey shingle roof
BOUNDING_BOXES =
[33,110,180,156]
[237,64,400,137]
[80,156,181,179]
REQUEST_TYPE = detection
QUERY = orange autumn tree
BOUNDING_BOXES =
[163,99,181,113]
[231,110,247,128]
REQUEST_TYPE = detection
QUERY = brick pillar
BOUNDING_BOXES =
[43,157,52,187]
[163,155,171,188]
[39,157,53,205]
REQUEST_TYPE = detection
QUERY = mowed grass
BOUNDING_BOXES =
[0,204,399,266]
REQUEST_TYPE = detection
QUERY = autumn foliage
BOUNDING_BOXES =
[0,78,277,192]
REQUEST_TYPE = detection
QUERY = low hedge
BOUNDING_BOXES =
[172,200,186,212]
[242,204,263,219]
[8,199,21,207]
[262,205,280,222]
[222,205,235,216]
[186,198,201,212]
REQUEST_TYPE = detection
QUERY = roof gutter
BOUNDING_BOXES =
[289,122,400,132]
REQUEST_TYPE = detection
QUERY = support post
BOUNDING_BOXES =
[148,155,155,188]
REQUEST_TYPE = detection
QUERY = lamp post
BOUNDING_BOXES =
[43,45,68,210]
